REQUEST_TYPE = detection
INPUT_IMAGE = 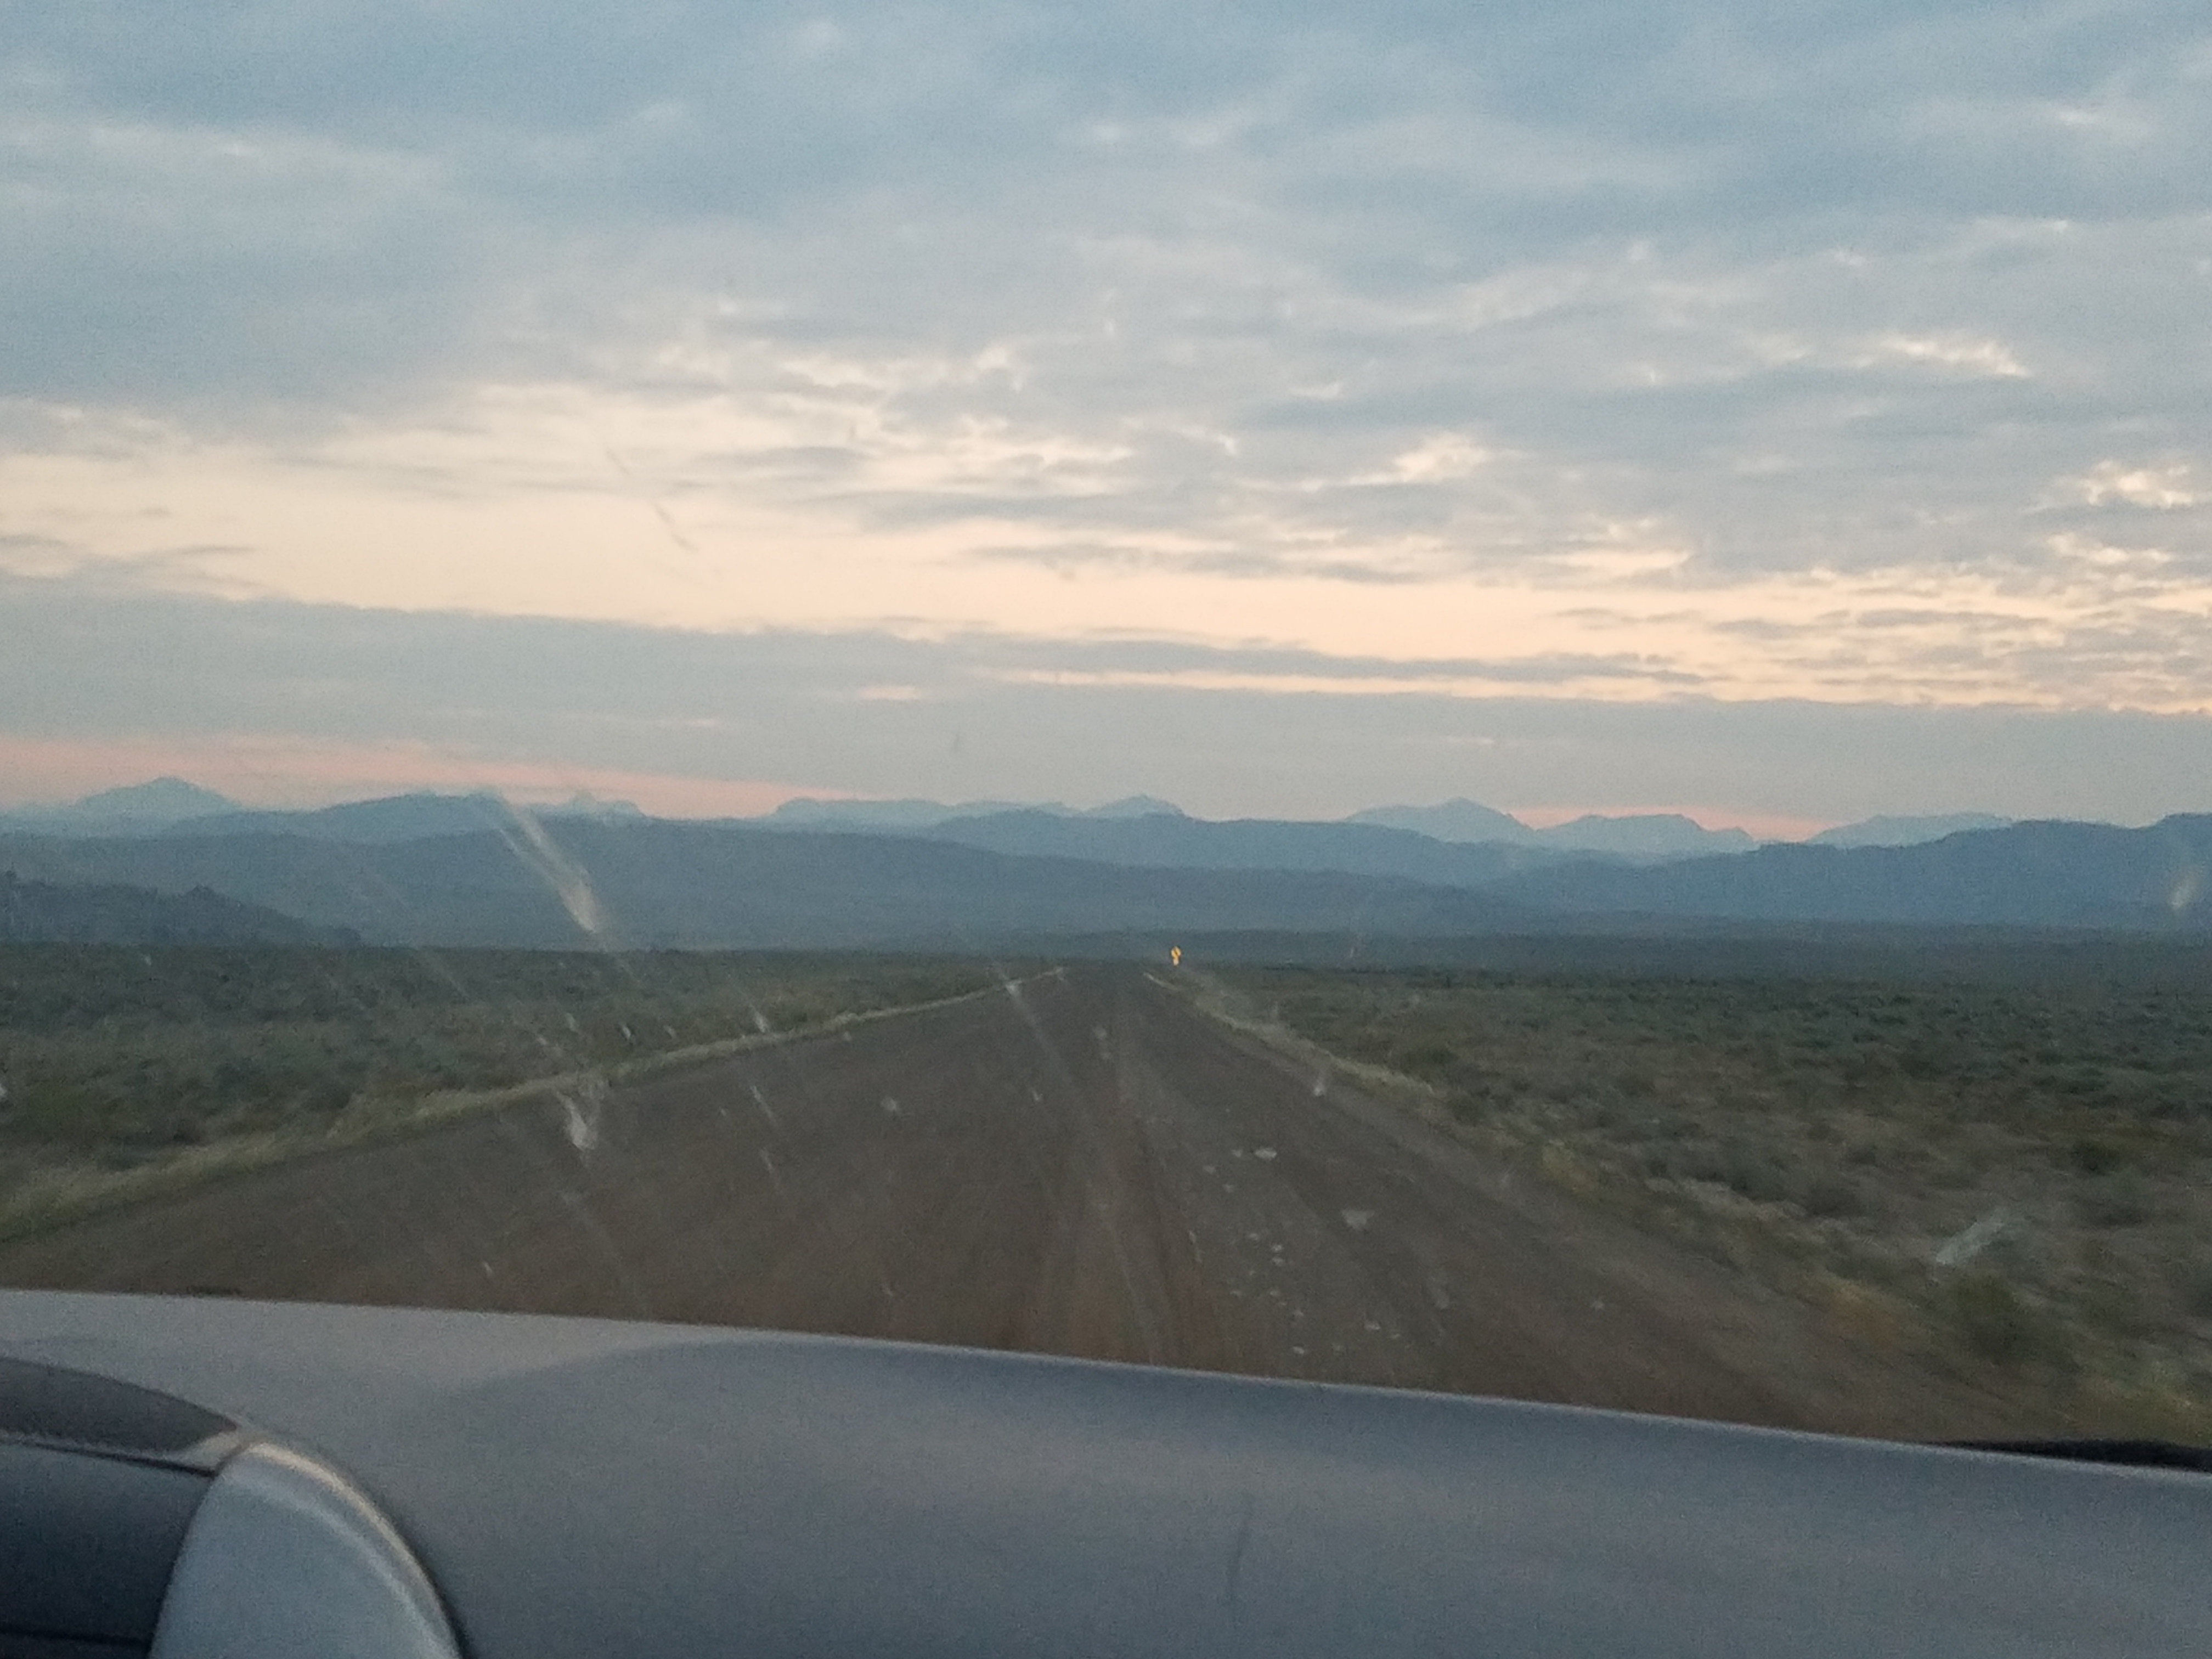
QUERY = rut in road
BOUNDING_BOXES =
[0,967,2034,1437]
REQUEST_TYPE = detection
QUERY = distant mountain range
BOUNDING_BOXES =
[0,824,1537,949]
[1345,799,1530,842]
[187,789,644,845]
[0,781,2196,949]
[0,870,357,946]
[1490,817,2212,930]
[770,796,2001,861]
[771,794,1758,860]
[764,794,1184,830]
[0,782,644,843]
[2,781,2024,860]
[1347,799,1756,859]
[893,810,1567,885]
[0,777,241,836]
[1805,813,2016,849]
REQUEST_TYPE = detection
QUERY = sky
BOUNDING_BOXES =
[4,1,2210,828]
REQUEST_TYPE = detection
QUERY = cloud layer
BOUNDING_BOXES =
[4,2,2210,808]
[8,572,2212,828]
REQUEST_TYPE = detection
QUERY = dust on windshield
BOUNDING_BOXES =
[3,2,2209,1449]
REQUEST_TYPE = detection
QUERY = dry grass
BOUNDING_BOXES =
[1203,963,2212,1442]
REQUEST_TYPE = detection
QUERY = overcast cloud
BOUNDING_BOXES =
[11,571,2212,830]
[3,2,2209,820]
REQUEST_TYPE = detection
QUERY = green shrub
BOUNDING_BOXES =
[1796,1172,1863,1218]
[1950,1273,2040,1365]
[2182,1266,2212,1321]
[1723,1148,1793,1204]
[2068,1135,2125,1175]
[1395,1041,1459,1072]
[2075,1173,2154,1228]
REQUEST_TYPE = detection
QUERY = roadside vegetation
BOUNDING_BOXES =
[0,944,1003,1234]
[1207,964,2212,1440]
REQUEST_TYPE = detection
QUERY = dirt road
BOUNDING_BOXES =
[0,967,2032,1436]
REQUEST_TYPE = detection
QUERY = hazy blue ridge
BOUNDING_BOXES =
[1534,814,1758,859]
[913,810,1572,884]
[1809,813,2017,849]
[1348,801,1756,859]
[178,791,643,844]
[763,795,1187,831]
[0,777,240,837]
[1489,816,2212,929]
[1347,799,1534,843]
[0,832,556,946]
[0,825,1537,949]
[786,799,1742,867]
[0,869,356,945]
[3,789,2201,942]
[2,783,2026,872]
[183,792,518,844]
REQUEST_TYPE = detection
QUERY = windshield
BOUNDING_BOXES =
[2,1,2207,1453]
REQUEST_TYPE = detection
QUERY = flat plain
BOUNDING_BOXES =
[4,952,2166,1442]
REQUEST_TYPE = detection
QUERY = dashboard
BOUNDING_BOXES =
[3,1289,2208,1658]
